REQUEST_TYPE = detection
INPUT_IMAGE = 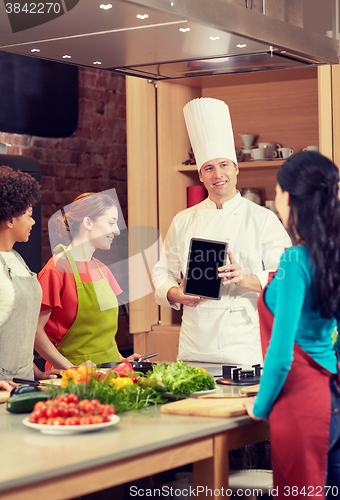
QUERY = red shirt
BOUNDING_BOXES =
[38,255,122,344]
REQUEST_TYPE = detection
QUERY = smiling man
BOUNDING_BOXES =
[152,97,290,366]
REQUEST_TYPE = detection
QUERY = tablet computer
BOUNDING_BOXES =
[183,238,228,300]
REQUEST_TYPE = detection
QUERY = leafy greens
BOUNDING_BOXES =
[147,361,215,396]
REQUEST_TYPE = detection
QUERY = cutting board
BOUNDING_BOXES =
[161,398,247,418]
[240,384,259,394]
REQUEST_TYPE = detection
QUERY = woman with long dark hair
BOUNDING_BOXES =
[244,151,340,497]
[35,192,141,370]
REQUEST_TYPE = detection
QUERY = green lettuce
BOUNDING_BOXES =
[147,361,215,396]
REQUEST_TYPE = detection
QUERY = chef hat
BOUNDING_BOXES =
[183,97,237,171]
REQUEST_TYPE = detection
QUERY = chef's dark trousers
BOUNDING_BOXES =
[327,378,340,498]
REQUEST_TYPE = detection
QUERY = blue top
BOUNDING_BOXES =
[253,246,340,419]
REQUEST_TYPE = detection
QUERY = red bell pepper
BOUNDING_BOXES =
[113,361,135,376]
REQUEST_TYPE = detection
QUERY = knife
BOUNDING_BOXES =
[12,378,51,386]
[138,352,159,362]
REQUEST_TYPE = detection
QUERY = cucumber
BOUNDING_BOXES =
[6,392,49,414]
[137,377,167,392]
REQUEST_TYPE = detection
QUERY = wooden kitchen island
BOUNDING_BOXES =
[0,401,269,500]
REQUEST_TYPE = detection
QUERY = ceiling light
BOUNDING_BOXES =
[136,14,149,19]
[31,48,40,52]
[210,36,220,41]
[62,55,71,59]
[93,61,102,65]
[100,4,112,10]
[179,28,190,33]
[237,44,247,48]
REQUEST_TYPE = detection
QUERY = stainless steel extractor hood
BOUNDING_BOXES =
[0,0,338,79]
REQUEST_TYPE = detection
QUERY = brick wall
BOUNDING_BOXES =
[0,66,127,265]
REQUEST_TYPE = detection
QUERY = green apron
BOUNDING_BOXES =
[56,247,120,366]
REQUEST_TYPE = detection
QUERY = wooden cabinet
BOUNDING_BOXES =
[127,65,338,362]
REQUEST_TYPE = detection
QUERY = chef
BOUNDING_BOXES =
[152,97,291,366]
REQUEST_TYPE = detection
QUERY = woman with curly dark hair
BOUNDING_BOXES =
[0,165,59,383]
[244,152,340,498]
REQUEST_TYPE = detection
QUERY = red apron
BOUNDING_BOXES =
[258,276,339,499]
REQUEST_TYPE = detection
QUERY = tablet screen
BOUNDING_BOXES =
[183,238,228,300]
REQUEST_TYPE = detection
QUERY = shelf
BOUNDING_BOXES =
[177,160,284,173]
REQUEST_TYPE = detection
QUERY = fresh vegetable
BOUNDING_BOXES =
[27,394,115,425]
[112,361,135,376]
[45,371,167,413]
[6,392,49,414]
[137,377,167,392]
[146,361,215,397]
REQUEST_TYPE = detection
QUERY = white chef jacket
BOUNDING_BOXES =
[152,192,291,366]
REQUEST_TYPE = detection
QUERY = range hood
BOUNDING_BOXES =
[0,0,338,79]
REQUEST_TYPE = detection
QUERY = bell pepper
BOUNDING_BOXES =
[112,361,135,376]
[113,377,134,390]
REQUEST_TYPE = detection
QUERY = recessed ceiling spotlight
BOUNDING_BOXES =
[237,44,247,48]
[100,4,112,10]
[170,2,174,5]
[210,36,220,41]
[281,50,287,53]
[93,61,102,65]
[179,27,190,32]
[136,14,149,19]
[62,55,71,59]
[31,48,40,52]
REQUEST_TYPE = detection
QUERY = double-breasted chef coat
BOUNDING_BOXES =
[152,192,291,366]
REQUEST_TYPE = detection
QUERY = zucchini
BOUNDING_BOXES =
[137,377,167,392]
[6,392,49,414]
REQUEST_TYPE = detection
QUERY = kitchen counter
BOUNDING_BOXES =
[0,399,268,500]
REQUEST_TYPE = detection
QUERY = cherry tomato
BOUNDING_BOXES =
[132,376,138,384]
[52,417,65,426]
[66,394,79,404]
[79,416,92,425]
[91,399,101,408]
[34,401,47,411]
[55,395,69,404]
[37,417,48,425]
[32,408,46,420]
[78,399,91,411]
[57,405,69,418]
[46,417,56,425]
[91,415,104,424]
[64,416,80,426]
[67,406,80,417]
[45,406,59,419]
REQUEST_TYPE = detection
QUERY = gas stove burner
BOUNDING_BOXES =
[216,364,262,386]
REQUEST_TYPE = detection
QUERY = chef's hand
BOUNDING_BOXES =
[218,249,262,293]
[121,353,142,362]
[167,276,205,307]
[79,360,97,368]
[37,369,62,380]
[243,397,269,423]
[0,380,17,391]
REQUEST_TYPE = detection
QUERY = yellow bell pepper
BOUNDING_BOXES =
[113,377,134,390]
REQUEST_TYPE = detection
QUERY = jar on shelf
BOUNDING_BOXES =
[241,187,261,205]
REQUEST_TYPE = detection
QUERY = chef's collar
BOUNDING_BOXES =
[206,191,241,210]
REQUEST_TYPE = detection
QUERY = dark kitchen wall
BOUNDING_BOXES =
[0,67,127,267]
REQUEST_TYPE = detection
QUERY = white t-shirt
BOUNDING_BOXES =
[0,251,31,327]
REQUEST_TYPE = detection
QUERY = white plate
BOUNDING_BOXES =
[22,415,120,435]
[165,388,217,399]
[189,388,218,398]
